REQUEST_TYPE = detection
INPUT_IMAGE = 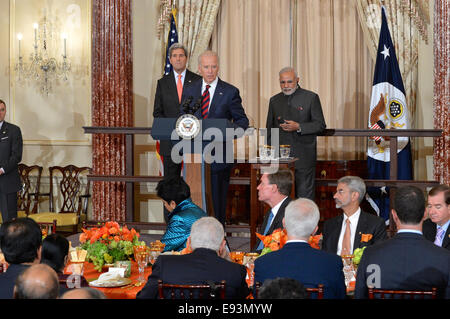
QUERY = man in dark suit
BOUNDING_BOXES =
[136,217,249,299]
[0,99,23,222]
[355,186,450,299]
[266,67,326,200]
[0,218,43,299]
[423,184,450,250]
[254,169,293,251]
[182,50,249,225]
[254,198,347,299]
[322,176,387,255]
[153,43,201,179]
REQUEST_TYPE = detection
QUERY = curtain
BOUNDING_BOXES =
[176,0,221,73]
[434,1,450,184]
[212,0,373,160]
[294,0,373,160]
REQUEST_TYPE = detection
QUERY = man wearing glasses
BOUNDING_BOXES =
[322,176,387,255]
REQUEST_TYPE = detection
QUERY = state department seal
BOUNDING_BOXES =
[175,114,201,139]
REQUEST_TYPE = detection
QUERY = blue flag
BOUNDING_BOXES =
[164,10,179,75]
[366,6,412,222]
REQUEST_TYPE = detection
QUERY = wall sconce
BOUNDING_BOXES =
[14,14,71,96]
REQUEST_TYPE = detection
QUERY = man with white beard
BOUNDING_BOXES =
[321,176,387,255]
[265,67,326,200]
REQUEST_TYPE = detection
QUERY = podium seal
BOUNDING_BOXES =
[175,114,201,139]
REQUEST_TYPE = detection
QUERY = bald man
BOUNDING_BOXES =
[61,287,107,299]
[13,264,59,299]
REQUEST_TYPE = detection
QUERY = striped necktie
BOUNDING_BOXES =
[201,85,211,119]
[434,227,445,247]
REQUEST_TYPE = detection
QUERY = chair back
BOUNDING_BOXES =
[18,164,43,215]
[49,165,91,215]
[306,284,324,299]
[157,280,226,299]
[368,287,438,299]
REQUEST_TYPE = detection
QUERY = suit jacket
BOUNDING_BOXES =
[182,78,249,172]
[153,69,202,156]
[423,218,450,250]
[254,197,292,251]
[322,210,387,254]
[136,248,250,299]
[0,121,23,194]
[0,263,29,299]
[254,242,347,299]
[354,232,450,299]
[266,87,326,169]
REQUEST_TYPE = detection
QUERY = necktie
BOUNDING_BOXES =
[177,74,183,103]
[341,219,351,256]
[434,227,445,247]
[201,85,211,119]
[256,210,274,251]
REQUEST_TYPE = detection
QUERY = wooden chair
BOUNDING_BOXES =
[368,287,438,299]
[157,280,226,299]
[254,282,324,299]
[17,164,43,217]
[29,165,91,234]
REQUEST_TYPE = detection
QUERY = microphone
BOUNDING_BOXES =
[191,97,202,114]
[182,96,193,114]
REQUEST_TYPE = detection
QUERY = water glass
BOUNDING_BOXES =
[280,145,291,158]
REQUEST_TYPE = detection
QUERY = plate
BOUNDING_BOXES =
[89,277,132,288]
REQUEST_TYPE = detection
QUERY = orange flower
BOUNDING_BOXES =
[360,234,373,242]
[269,242,279,251]
[256,228,288,253]
[308,234,322,249]
[181,247,192,255]
[114,236,120,242]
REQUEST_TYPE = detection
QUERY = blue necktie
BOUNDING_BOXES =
[434,227,445,247]
[256,210,274,250]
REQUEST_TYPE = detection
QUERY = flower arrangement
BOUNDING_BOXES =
[79,221,144,272]
[256,229,323,256]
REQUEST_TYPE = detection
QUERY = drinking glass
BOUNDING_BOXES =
[149,248,161,265]
[135,250,149,283]
[280,145,291,158]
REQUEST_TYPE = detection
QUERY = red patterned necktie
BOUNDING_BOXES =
[201,85,211,119]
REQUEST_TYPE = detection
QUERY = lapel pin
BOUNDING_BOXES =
[298,106,303,111]
[219,92,223,95]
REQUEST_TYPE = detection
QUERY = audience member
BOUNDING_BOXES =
[61,287,107,299]
[258,277,307,299]
[137,217,249,299]
[0,218,42,298]
[255,169,293,252]
[156,177,207,252]
[254,198,347,299]
[40,233,89,293]
[355,186,450,299]
[13,263,59,299]
[423,184,450,249]
[322,176,387,255]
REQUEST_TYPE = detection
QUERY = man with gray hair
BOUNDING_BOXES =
[137,217,249,299]
[254,198,346,299]
[13,264,59,299]
[322,176,387,255]
[265,67,326,200]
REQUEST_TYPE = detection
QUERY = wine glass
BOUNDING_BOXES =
[135,250,149,283]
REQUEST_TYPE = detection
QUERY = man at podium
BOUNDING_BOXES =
[182,50,249,225]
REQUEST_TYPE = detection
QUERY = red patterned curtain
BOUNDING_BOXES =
[434,2,450,185]
[91,0,133,221]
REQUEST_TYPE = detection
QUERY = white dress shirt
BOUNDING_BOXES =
[337,208,361,255]
[266,196,288,230]
[173,69,186,86]
[201,77,219,111]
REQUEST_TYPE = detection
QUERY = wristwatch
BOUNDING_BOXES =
[296,125,301,133]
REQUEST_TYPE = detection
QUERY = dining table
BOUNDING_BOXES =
[66,261,152,299]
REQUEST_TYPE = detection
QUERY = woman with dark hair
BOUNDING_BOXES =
[156,176,207,252]
[40,234,88,292]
